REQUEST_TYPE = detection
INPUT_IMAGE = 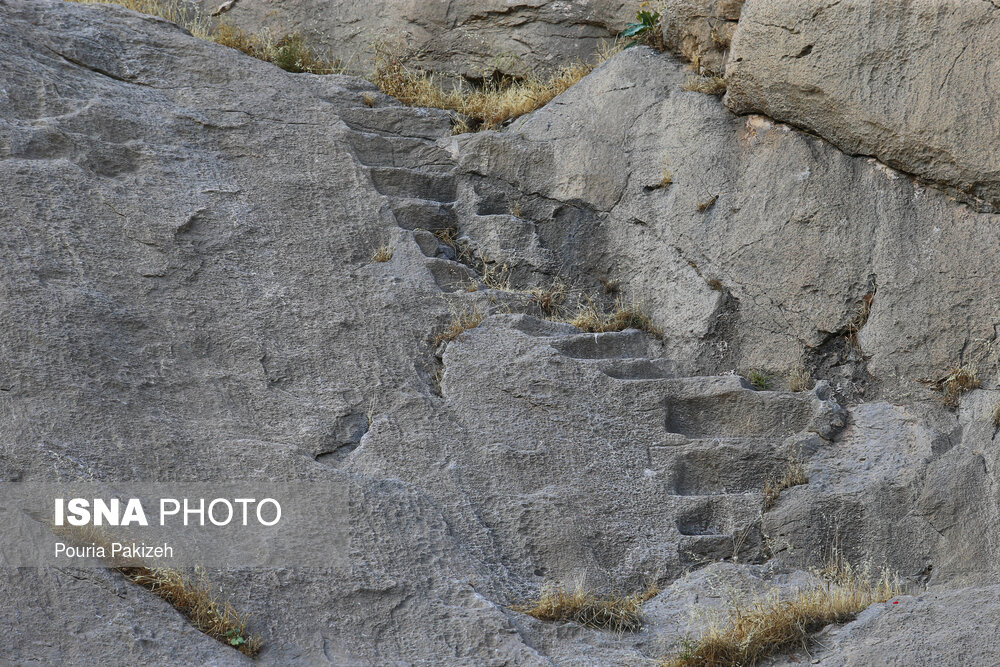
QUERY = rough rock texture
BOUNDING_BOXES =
[457,45,1000,401]
[765,392,1000,586]
[3,568,247,665]
[659,0,744,74]
[774,587,1000,666]
[5,0,1000,664]
[195,0,632,79]
[726,0,1000,211]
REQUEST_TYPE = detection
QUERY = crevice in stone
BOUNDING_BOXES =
[313,411,370,466]
[802,276,878,405]
[725,108,999,214]
[45,47,150,87]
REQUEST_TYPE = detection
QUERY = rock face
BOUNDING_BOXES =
[456,45,1000,401]
[726,0,1000,211]
[195,0,632,79]
[659,0,744,74]
[775,586,1000,666]
[5,0,1000,664]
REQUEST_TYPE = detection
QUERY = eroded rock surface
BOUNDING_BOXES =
[195,0,632,80]
[726,0,1000,211]
[4,0,1000,665]
[660,0,744,74]
[774,586,1000,666]
[457,46,1000,401]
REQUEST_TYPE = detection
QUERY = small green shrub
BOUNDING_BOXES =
[621,6,665,50]
[747,370,770,390]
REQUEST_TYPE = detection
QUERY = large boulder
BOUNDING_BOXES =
[196,0,633,79]
[725,0,1000,211]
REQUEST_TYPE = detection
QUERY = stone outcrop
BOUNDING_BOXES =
[659,0,744,74]
[4,0,1000,664]
[457,46,1000,402]
[194,0,632,80]
[726,0,1000,211]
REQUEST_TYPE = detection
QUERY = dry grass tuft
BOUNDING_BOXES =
[663,558,900,667]
[599,276,621,295]
[516,582,659,633]
[529,282,567,315]
[68,0,340,74]
[845,292,875,349]
[787,368,811,392]
[372,40,619,131]
[122,566,262,657]
[568,299,662,337]
[434,307,485,345]
[71,0,611,130]
[479,258,512,291]
[709,26,732,50]
[659,153,674,187]
[432,226,474,263]
[370,244,393,263]
[938,365,980,408]
[66,0,211,37]
[681,75,727,95]
[696,194,719,212]
[762,457,808,511]
[213,24,342,74]
[55,525,261,657]
[433,225,459,246]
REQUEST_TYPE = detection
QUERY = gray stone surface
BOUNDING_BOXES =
[4,0,1000,664]
[660,0,744,75]
[456,45,1000,402]
[726,0,1000,211]
[195,0,632,79]
[774,586,1000,666]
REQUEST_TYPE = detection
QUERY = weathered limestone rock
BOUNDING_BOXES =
[660,0,744,74]
[774,586,1000,666]
[456,46,1000,401]
[195,0,632,79]
[6,0,1000,663]
[726,0,1000,211]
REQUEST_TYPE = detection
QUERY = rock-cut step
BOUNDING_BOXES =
[549,329,661,360]
[344,130,454,172]
[387,197,456,231]
[652,438,788,495]
[368,166,457,202]
[339,106,454,141]
[675,495,764,565]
